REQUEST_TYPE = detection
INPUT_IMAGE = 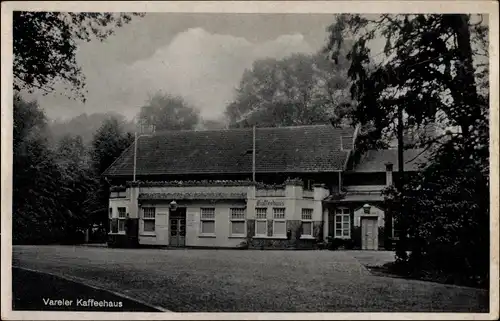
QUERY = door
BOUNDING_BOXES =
[361,217,378,250]
[169,207,186,247]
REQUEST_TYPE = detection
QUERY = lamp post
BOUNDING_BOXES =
[169,200,178,212]
[133,131,138,181]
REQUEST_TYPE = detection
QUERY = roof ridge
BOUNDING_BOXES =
[150,123,352,136]
[366,147,427,153]
[151,127,251,135]
[256,123,345,130]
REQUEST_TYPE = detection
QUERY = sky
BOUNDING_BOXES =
[24,13,349,121]
[23,13,486,123]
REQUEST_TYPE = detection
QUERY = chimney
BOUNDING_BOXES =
[385,162,393,186]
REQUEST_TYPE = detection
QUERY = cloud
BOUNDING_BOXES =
[35,28,315,121]
[120,28,314,119]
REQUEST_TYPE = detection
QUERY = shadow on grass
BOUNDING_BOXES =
[12,268,161,312]
[366,262,489,290]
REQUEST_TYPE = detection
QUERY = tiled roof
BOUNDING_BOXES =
[352,148,429,172]
[103,124,355,177]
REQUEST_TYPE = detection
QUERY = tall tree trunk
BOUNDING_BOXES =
[396,104,408,261]
[450,14,480,136]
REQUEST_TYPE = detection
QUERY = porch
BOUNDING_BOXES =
[322,185,397,251]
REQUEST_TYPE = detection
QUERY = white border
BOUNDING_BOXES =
[1,1,499,320]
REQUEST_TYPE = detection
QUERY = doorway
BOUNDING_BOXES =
[169,207,186,247]
[361,217,378,250]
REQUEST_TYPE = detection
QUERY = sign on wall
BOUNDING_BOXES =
[256,200,285,207]
[187,213,196,227]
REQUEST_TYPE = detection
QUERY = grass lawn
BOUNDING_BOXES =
[12,245,489,312]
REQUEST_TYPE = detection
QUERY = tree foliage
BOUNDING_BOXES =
[87,118,134,228]
[383,135,489,287]
[326,14,488,152]
[13,94,76,243]
[55,135,99,238]
[13,94,134,244]
[225,51,353,128]
[327,14,489,286]
[91,117,133,176]
[139,93,200,131]
[48,112,136,147]
[13,11,144,100]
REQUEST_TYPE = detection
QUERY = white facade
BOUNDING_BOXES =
[110,182,330,247]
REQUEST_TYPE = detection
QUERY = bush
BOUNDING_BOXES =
[351,227,362,249]
[386,138,489,288]
[237,240,249,250]
[316,242,327,250]
[343,238,355,250]
[327,237,355,250]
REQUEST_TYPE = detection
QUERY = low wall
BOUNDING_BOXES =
[247,220,322,249]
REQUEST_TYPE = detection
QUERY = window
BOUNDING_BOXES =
[255,208,268,237]
[230,208,246,236]
[301,208,313,237]
[110,191,127,198]
[334,208,350,238]
[142,207,155,233]
[201,208,215,235]
[273,208,286,237]
[305,180,314,191]
[118,207,126,233]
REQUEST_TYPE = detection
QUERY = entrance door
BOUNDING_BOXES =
[361,217,378,250]
[169,207,186,247]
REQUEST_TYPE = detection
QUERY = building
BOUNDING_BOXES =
[103,124,428,250]
[324,148,429,250]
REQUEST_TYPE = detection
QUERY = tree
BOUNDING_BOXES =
[55,135,99,239]
[13,94,63,244]
[13,94,103,244]
[326,14,488,151]
[225,51,353,128]
[48,112,135,147]
[327,14,489,285]
[383,135,489,287]
[88,118,134,229]
[138,93,200,131]
[13,12,144,101]
[91,117,133,175]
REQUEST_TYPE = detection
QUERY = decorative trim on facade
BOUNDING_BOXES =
[254,178,309,189]
[110,185,127,192]
[125,177,312,189]
[255,183,286,190]
[312,183,327,188]
[323,191,385,203]
[283,177,305,186]
[138,192,247,201]
[127,180,256,187]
